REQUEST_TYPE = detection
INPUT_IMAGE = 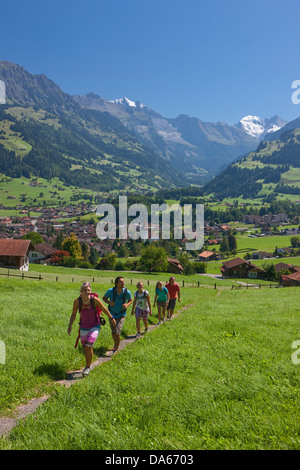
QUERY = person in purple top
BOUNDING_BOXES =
[68,282,115,376]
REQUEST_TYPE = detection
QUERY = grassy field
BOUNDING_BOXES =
[235,234,294,253]
[0,264,230,287]
[0,264,279,288]
[0,118,32,157]
[0,275,299,450]
[0,174,97,208]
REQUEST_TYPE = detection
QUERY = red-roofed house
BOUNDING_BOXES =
[0,239,35,271]
[274,263,300,274]
[198,251,220,262]
[280,271,300,287]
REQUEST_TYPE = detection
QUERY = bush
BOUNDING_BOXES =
[262,263,277,281]
[50,250,70,265]
[124,260,133,270]
[192,262,207,273]
[114,260,125,271]
[77,261,93,269]
[62,256,78,267]
[96,258,109,270]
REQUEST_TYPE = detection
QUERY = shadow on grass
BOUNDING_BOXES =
[93,345,109,357]
[34,362,66,380]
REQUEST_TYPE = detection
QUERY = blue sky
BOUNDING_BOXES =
[1,0,300,124]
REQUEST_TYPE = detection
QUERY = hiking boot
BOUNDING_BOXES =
[82,367,90,377]
[135,332,141,338]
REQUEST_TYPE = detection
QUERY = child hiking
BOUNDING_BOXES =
[153,281,169,324]
[131,281,152,337]
[68,282,115,377]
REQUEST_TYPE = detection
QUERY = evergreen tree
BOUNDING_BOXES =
[53,231,65,250]
[81,242,90,262]
[220,236,229,253]
[89,247,99,266]
[228,234,237,252]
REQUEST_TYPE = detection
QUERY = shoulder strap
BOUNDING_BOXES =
[78,294,98,314]
[113,287,117,301]
[113,286,127,302]
[111,287,128,314]
[135,290,147,299]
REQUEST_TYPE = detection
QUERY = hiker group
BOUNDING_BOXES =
[68,276,181,377]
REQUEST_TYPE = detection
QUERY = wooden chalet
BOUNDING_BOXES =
[220,257,265,280]
[167,258,184,275]
[29,243,57,264]
[280,271,300,287]
[0,239,35,271]
[198,251,220,262]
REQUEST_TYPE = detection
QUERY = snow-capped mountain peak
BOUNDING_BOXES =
[239,115,265,138]
[238,115,287,139]
[109,97,144,108]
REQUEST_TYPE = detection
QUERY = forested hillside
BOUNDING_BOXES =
[203,128,300,200]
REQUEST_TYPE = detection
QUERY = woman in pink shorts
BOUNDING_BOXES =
[131,281,152,337]
[68,282,116,376]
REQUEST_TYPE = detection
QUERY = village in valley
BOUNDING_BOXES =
[0,193,300,287]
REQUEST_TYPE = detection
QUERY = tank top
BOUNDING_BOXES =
[135,290,149,311]
[80,304,100,330]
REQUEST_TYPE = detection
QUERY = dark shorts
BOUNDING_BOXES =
[157,300,168,308]
[167,299,177,310]
[109,316,125,335]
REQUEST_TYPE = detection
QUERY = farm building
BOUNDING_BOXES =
[0,239,35,271]
[28,242,57,264]
[280,271,300,287]
[220,257,265,280]
[198,251,220,262]
[252,251,273,260]
[167,258,184,275]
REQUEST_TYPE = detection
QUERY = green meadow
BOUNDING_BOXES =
[0,274,299,450]
[0,174,97,209]
[235,234,294,253]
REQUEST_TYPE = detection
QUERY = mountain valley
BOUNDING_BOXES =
[0,61,298,203]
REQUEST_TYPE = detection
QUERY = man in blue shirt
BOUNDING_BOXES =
[103,276,132,354]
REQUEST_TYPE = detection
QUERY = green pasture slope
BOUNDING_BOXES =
[0,174,97,209]
[0,276,299,450]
